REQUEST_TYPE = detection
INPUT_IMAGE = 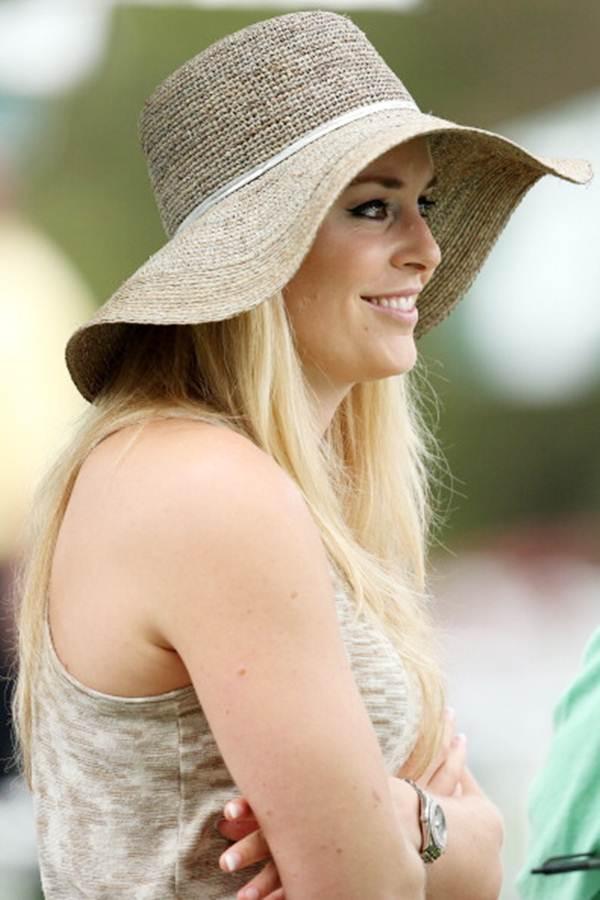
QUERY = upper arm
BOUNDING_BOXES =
[121,423,422,899]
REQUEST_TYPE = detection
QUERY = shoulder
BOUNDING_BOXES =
[553,627,600,732]
[92,416,320,585]
[87,416,302,519]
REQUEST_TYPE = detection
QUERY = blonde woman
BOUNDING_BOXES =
[12,11,591,900]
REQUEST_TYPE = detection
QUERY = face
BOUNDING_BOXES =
[283,137,441,424]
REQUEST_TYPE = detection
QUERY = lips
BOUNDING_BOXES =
[361,294,418,311]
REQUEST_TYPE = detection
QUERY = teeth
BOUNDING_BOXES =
[365,295,417,310]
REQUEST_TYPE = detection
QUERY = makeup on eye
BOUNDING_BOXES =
[348,195,437,220]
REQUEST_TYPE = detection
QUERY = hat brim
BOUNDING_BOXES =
[66,107,592,401]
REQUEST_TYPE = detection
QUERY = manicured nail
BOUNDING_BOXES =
[222,850,241,872]
[446,706,456,720]
[452,732,466,746]
[225,801,243,820]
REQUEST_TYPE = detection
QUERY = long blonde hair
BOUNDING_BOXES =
[12,290,447,784]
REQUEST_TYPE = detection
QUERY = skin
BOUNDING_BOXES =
[281,136,441,436]
[215,138,504,898]
[218,711,504,900]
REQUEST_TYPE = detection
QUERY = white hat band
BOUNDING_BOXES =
[175,99,420,236]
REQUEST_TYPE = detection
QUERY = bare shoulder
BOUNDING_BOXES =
[91,415,320,603]
[50,415,312,694]
[93,416,304,531]
[78,415,300,517]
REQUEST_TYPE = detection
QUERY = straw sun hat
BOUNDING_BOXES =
[66,10,592,402]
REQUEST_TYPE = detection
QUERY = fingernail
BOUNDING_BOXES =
[225,801,243,820]
[453,732,466,746]
[241,888,259,900]
[446,706,455,720]
[222,850,241,872]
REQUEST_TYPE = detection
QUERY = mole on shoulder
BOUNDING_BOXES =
[237,666,247,676]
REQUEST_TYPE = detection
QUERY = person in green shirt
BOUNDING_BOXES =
[518,627,600,900]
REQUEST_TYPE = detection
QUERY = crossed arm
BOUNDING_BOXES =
[130,424,503,897]
[216,708,504,900]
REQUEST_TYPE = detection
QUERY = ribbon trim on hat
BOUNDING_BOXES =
[175,99,420,235]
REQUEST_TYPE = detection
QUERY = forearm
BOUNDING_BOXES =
[388,770,504,900]
[424,793,504,900]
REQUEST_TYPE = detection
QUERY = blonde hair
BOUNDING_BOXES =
[12,290,446,785]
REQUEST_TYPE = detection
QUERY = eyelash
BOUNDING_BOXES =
[349,197,437,221]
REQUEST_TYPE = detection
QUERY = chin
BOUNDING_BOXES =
[365,358,418,382]
[389,343,418,376]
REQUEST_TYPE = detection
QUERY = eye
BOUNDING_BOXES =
[348,199,391,221]
[418,196,437,219]
[349,196,437,221]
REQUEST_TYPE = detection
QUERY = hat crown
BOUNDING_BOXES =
[139,11,415,237]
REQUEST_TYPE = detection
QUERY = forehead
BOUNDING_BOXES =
[349,137,434,186]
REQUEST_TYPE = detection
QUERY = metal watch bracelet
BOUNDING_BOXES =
[403,778,448,864]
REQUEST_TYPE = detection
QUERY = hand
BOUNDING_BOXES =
[386,706,468,858]
[216,798,283,900]
[397,706,467,797]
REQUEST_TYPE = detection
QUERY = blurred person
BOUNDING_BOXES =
[0,145,92,781]
[517,627,600,900]
[0,129,93,898]
[9,11,591,900]
[0,562,16,778]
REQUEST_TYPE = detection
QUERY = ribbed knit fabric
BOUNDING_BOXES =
[32,565,422,899]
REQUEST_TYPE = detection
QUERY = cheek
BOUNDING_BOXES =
[282,219,386,348]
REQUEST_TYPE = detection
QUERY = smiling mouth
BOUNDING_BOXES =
[361,295,418,311]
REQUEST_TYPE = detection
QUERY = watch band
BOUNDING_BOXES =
[403,778,447,864]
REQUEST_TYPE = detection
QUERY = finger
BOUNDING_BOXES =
[217,816,262,843]
[224,797,254,821]
[220,828,271,874]
[426,733,467,797]
[263,891,285,900]
[236,860,281,899]
[420,707,456,784]
[459,765,484,797]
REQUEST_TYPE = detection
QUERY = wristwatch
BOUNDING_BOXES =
[403,778,448,863]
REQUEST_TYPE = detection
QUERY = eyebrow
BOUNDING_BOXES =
[348,173,438,190]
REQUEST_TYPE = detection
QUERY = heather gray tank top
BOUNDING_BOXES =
[32,564,422,899]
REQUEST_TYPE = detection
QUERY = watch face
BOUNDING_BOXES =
[431,802,448,849]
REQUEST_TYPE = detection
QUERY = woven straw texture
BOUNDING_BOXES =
[65,10,593,402]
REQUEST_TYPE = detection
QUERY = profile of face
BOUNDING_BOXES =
[283,137,441,414]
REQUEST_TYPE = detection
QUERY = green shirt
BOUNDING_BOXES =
[517,628,600,900]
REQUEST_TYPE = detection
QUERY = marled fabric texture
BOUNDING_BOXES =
[32,566,422,898]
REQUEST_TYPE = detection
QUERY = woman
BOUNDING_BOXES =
[12,10,591,900]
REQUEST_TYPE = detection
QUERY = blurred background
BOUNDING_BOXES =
[0,1,598,898]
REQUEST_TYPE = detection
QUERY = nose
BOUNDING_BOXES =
[390,210,442,278]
